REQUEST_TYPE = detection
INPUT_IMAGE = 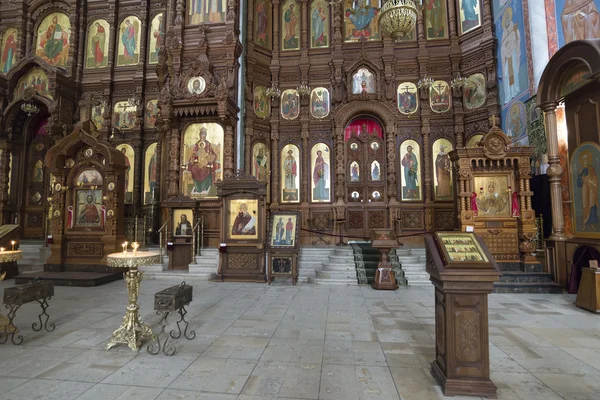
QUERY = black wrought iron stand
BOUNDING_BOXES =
[1,279,55,345]
[148,282,195,356]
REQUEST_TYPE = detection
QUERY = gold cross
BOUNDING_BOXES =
[489,115,499,127]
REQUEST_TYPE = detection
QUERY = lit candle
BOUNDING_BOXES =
[122,241,128,255]
[132,242,139,256]
[0,247,4,253]
[11,241,16,251]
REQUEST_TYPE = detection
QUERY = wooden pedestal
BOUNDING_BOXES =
[576,268,600,313]
[425,233,500,398]
[170,239,192,270]
[218,247,265,282]
[430,283,497,398]
[371,267,398,290]
[370,231,399,290]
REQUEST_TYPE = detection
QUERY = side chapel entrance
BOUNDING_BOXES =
[345,116,388,236]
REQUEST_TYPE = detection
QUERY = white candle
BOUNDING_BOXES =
[0,247,4,253]
[122,241,128,255]
[10,241,16,251]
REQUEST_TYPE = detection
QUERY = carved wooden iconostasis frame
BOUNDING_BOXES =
[164,196,197,271]
[244,0,500,247]
[216,177,267,282]
[450,120,537,270]
[267,210,301,284]
[44,121,127,268]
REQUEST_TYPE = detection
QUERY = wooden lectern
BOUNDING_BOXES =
[425,232,500,398]
[370,229,399,290]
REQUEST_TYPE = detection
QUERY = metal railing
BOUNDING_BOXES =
[124,217,147,247]
[193,214,205,258]
[158,219,169,265]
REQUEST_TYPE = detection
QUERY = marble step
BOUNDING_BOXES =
[406,273,431,285]
[312,278,359,285]
[328,254,354,261]
[321,263,355,272]
[493,282,563,293]
[332,247,354,255]
[401,267,428,273]
[299,248,334,254]
[499,272,554,283]
[317,270,357,279]
[325,262,355,270]
[397,256,421,263]
[299,260,324,266]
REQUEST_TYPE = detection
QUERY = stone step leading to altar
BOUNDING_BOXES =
[14,240,48,274]
[392,247,429,286]
[304,246,358,285]
[297,247,334,283]
[493,263,563,293]
[142,247,218,280]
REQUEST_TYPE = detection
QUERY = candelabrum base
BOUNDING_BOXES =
[106,305,154,352]
[0,313,17,333]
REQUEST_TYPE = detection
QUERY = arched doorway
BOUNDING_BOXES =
[538,39,600,284]
[5,102,52,238]
[344,116,387,236]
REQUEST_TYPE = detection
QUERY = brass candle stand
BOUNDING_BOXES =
[106,250,160,351]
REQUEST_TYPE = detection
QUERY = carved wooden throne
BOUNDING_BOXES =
[450,120,538,270]
[37,121,128,285]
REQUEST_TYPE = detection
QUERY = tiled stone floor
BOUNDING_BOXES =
[0,278,599,400]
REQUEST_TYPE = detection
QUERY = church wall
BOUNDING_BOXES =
[492,0,532,145]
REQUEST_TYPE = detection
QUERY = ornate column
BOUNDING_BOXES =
[270,123,280,208]
[541,103,566,240]
[167,126,180,199]
[244,126,253,174]
[334,126,345,202]
[154,123,164,204]
[273,0,281,54]
[224,124,235,179]
[300,0,309,51]
[25,13,32,55]
[386,123,398,201]
[132,142,143,206]
[447,0,459,40]
[0,137,11,225]
[301,121,309,203]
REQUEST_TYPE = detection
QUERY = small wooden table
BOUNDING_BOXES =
[576,268,600,313]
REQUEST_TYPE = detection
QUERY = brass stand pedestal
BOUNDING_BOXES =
[106,252,159,352]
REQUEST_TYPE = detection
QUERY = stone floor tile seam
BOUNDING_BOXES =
[315,288,331,400]
[233,285,310,397]
[509,325,600,375]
